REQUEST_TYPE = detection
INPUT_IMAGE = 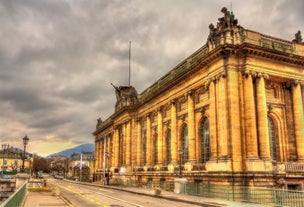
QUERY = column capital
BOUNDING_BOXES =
[242,70,253,78]
[145,112,152,118]
[282,80,304,89]
[197,85,209,94]
[256,72,269,80]
[157,106,163,112]
[170,99,177,105]
[187,89,195,96]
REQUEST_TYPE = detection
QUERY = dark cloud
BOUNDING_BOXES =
[0,0,301,156]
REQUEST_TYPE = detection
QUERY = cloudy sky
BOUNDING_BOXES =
[0,0,303,157]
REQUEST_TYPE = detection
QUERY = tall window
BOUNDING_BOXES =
[200,118,210,163]
[181,124,189,163]
[268,117,276,160]
[154,134,158,164]
[166,130,172,164]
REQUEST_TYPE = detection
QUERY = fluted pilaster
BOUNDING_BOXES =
[125,121,131,165]
[187,90,196,162]
[292,81,304,160]
[209,80,218,159]
[217,74,228,157]
[146,114,152,165]
[170,100,178,163]
[256,74,271,159]
[157,107,164,164]
[113,128,119,167]
[136,119,142,166]
[243,72,258,158]
[227,69,242,170]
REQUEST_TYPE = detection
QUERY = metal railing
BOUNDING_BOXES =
[184,183,304,207]
[116,178,304,207]
[0,183,26,207]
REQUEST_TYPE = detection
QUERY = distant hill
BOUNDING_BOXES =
[46,143,94,158]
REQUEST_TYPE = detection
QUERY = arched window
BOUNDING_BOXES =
[166,130,171,164]
[200,118,210,163]
[268,117,276,160]
[154,134,158,164]
[181,124,189,163]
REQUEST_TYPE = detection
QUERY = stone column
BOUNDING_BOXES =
[122,124,127,165]
[256,74,271,159]
[209,80,218,159]
[243,72,259,158]
[95,140,99,169]
[171,100,178,163]
[157,107,164,165]
[136,118,142,166]
[146,114,152,166]
[187,90,196,162]
[217,75,228,157]
[227,69,242,170]
[113,128,119,167]
[125,120,131,166]
[292,81,304,160]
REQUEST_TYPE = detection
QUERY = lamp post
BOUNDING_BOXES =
[178,148,183,178]
[1,144,9,175]
[105,152,111,185]
[21,135,29,173]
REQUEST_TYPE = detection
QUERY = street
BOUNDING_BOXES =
[49,179,203,207]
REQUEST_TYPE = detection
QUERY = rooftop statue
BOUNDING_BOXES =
[111,83,138,112]
[217,7,238,30]
[207,7,242,50]
[293,30,303,44]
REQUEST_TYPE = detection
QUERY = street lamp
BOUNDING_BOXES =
[2,144,9,175]
[105,152,111,185]
[21,135,29,173]
[178,148,183,178]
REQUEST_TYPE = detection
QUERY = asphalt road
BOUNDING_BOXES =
[49,179,202,207]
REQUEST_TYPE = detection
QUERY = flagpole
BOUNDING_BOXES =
[128,41,131,86]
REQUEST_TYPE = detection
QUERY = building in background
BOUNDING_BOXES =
[0,147,31,174]
[93,8,304,190]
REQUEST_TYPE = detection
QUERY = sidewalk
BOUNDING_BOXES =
[22,191,70,207]
[22,180,270,207]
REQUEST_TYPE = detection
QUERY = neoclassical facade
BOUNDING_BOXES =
[93,9,304,189]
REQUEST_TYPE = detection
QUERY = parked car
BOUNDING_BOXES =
[2,175,13,179]
[54,175,63,179]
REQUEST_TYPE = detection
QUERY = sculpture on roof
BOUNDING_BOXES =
[96,117,102,128]
[207,7,243,51]
[111,83,138,112]
[217,7,238,30]
[293,30,303,44]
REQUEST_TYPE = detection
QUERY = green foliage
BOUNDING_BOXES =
[27,187,52,192]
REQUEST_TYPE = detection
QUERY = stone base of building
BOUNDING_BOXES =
[245,158,274,172]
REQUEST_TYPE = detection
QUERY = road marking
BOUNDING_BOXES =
[53,180,144,207]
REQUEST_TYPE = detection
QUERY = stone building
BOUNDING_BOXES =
[0,147,31,174]
[93,8,304,189]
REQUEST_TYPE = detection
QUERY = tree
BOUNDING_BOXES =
[32,156,50,174]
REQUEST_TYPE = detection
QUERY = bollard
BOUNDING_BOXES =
[154,188,161,195]
[52,187,60,196]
